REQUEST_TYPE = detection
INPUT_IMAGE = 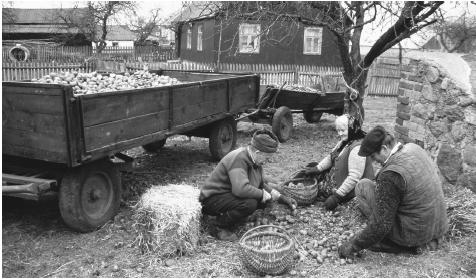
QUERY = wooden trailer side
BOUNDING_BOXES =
[2,83,77,165]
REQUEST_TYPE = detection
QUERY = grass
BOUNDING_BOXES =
[2,96,476,278]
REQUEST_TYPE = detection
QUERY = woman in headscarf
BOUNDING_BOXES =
[304,114,374,210]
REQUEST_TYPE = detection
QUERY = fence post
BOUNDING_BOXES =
[293,65,298,84]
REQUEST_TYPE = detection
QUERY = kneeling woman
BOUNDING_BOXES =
[305,115,374,210]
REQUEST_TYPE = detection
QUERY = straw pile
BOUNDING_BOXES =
[132,184,201,257]
[446,185,476,238]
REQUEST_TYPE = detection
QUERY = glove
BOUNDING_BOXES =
[324,194,341,210]
[304,166,321,176]
[278,195,297,210]
[261,190,272,203]
[338,241,360,259]
[270,189,281,201]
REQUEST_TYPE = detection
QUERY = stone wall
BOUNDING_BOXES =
[395,52,476,193]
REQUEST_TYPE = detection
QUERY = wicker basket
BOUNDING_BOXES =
[239,225,296,275]
[281,170,319,206]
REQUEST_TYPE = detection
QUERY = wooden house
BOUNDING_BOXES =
[2,8,91,45]
[171,4,342,66]
[93,25,137,48]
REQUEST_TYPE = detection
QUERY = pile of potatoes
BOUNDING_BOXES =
[282,84,321,93]
[31,70,182,95]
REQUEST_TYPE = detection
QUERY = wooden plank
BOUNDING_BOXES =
[83,111,169,151]
[2,143,67,163]
[173,98,226,125]
[3,173,57,186]
[172,81,227,107]
[81,88,169,126]
[3,89,65,114]
[229,77,259,112]
[3,110,65,136]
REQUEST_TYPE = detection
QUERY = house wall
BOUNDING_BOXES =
[178,18,342,67]
[179,19,217,63]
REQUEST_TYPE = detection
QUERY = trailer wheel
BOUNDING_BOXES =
[59,160,121,232]
[303,111,323,123]
[142,138,167,152]
[209,118,237,160]
[272,106,293,142]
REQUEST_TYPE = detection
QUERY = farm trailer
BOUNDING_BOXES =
[239,80,345,142]
[2,70,260,232]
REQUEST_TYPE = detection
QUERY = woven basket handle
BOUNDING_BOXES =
[239,224,288,243]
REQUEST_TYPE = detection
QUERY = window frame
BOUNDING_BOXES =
[303,27,323,55]
[197,24,203,51]
[239,23,260,54]
[186,27,192,50]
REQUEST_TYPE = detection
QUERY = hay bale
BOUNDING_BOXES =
[446,185,476,238]
[132,184,201,257]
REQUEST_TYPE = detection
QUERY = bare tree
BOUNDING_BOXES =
[128,8,161,45]
[2,2,16,24]
[189,1,443,125]
[432,2,476,53]
[58,1,136,53]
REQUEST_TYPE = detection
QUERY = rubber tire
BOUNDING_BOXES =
[59,160,121,232]
[142,138,167,153]
[272,106,293,142]
[303,111,323,123]
[209,117,237,161]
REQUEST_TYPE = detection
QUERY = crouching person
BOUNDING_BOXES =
[304,115,374,210]
[338,126,448,258]
[199,129,297,241]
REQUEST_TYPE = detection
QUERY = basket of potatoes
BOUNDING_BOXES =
[281,170,319,206]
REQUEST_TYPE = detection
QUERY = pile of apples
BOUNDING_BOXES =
[31,70,181,95]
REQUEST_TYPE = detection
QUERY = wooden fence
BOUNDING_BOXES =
[127,61,344,88]
[2,62,95,81]
[2,45,175,63]
[2,60,400,97]
[366,57,401,97]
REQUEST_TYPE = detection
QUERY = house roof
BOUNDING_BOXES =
[2,8,89,25]
[170,2,217,24]
[2,24,80,34]
[99,25,137,41]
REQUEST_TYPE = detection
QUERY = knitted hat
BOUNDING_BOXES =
[251,130,279,153]
[358,125,387,157]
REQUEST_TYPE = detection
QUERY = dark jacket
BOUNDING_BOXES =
[199,147,264,202]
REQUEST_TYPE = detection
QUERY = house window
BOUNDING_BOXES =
[186,28,192,49]
[239,23,260,53]
[112,42,119,47]
[197,24,203,51]
[303,27,323,55]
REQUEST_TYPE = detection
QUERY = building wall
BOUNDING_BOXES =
[179,19,217,63]
[178,18,342,67]
[395,52,476,193]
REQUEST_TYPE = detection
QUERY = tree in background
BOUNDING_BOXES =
[431,2,476,53]
[128,8,161,46]
[190,1,443,125]
[58,1,136,53]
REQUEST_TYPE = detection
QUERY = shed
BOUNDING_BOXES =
[2,8,90,45]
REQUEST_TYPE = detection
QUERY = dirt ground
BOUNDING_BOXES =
[2,97,476,278]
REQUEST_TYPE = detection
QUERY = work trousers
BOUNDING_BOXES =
[201,192,263,229]
[355,179,442,254]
